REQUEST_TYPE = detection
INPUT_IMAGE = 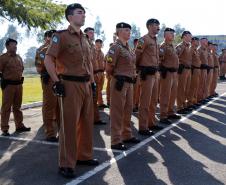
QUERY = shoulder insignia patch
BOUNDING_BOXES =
[52,35,59,43]
[106,56,113,63]
[137,38,144,49]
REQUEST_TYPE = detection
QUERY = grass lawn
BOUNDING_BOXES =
[0,75,42,105]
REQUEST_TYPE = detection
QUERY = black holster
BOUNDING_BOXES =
[41,72,50,85]
[159,65,168,79]
[1,77,24,90]
[139,66,158,81]
[114,75,135,91]
[178,64,184,74]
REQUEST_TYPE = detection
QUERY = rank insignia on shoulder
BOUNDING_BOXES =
[52,35,59,43]
[40,53,45,59]
[106,56,113,63]
[159,48,164,54]
[109,49,115,55]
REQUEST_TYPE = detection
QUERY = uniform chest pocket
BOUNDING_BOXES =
[67,43,81,53]
[149,44,157,55]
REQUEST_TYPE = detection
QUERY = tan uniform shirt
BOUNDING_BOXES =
[159,42,179,68]
[176,42,192,66]
[106,39,136,78]
[0,52,24,80]
[208,51,214,67]
[198,46,208,65]
[46,25,92,77]
[96,50,105,71]
[213,53,219,67]
[191,46,201,67]
[35,44,48,73]
[135,34,159,67]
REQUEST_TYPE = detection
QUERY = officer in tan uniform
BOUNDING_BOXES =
[159,28,181,124]
[106,22,140,150]
[206,42,215,98]
[187,37,201,107]
[84,27,106,125]
[35,30,59,142]
[176,31,193,114]
[44,3,99,178]
[198,38,209,104]
[0,38,31,136]
[136,18,162,135]
[219,49,226,80]
[211,43,219,97]
[95,39,107,108]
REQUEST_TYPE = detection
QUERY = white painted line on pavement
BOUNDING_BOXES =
[66,92,226,185]
[0,135,121,153]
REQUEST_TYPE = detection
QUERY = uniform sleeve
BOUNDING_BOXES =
[135,37,146,62]
[176,43,185,57]
[0,55,4,72]
[105,45,119,67]
[46,33,61,59]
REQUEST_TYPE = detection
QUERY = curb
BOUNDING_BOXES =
[21,101,43,110]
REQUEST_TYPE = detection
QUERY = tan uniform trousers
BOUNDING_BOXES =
[220,62,226,76]
[177,69,190,110]
[110,78,133,145]
[41,79,58,138]
[198,70,207,101]
[133,76,140,108]
[59,80,94,168]
[160,72,178,119]
[206,70,213,97]
[139,73,159,130]
[1,85,24,131]
[106,74,111,105]
[187,69,200,105]
[185,70,191,107]
[211,69,219,95]
[93,75,100,122]
[97,72,105,106]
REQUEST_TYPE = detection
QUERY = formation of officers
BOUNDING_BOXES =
[0,2,225,178]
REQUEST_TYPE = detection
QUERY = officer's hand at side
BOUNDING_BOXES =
[52,81,65,97]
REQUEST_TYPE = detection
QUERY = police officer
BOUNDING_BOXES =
[35,30,59,142]
[198,38,209,104]
[176,31,193,114]
[211,43,219,96]
[106,22,140,150]
[159,28,181,124]
[44,3,99,178]
[0,38,31,136]
[95,39,107,108]
[187,37,201,107]
[219,49,226,80]
[84,27,106,125]
[135,18,162,135]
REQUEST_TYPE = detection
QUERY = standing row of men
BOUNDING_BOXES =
[0,2,222,179]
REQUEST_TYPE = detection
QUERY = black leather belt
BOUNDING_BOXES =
[94,69,104,74]
[60,75,90,82]
[114,75,136,84]
[3,77,24,85]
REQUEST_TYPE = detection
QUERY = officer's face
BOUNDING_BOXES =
[95,42,103,50]
[149,24,160,35]
[6,42,17,53]
[184,34,192,43]
[164,31,174,41]
[121,28,131,41]
[69,8,86,27]
[87,30,94,40]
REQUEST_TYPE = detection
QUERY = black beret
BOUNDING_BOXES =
[116,22,131,29]
[208,41,213,45]
[213,43,218,46]
[164,27,175,32]
[95,39,103,43]
[84,27,94,33]
[5,38,17,46]
[44,29,56,38]
[192,37,199,41]
[146,19,160,27]
[182,31,191,37]
[222,48,226,51]
[200,37,208,40]
[65,3,85,21]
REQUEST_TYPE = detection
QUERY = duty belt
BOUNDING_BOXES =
[159,65,178,73]
[191,65,200,69]
[94,69,104,74]
[214,66,219,69]
[60,74,90,82]
[114,75,136,84]
[139,66,158,81]
[3,77,24,85]
[200,64,209,70]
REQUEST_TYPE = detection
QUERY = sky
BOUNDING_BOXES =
[1,0,226,58]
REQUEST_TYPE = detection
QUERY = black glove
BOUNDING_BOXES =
[52,81,65,97]
[91,82,96,98]
[41,73,50,85]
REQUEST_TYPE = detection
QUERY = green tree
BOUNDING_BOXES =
[24,46,37,69]
[0,0,66,29]
[0,24,21,53]
[157,23,166,44]
[173,24,185,45]
[94,16,106,42]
